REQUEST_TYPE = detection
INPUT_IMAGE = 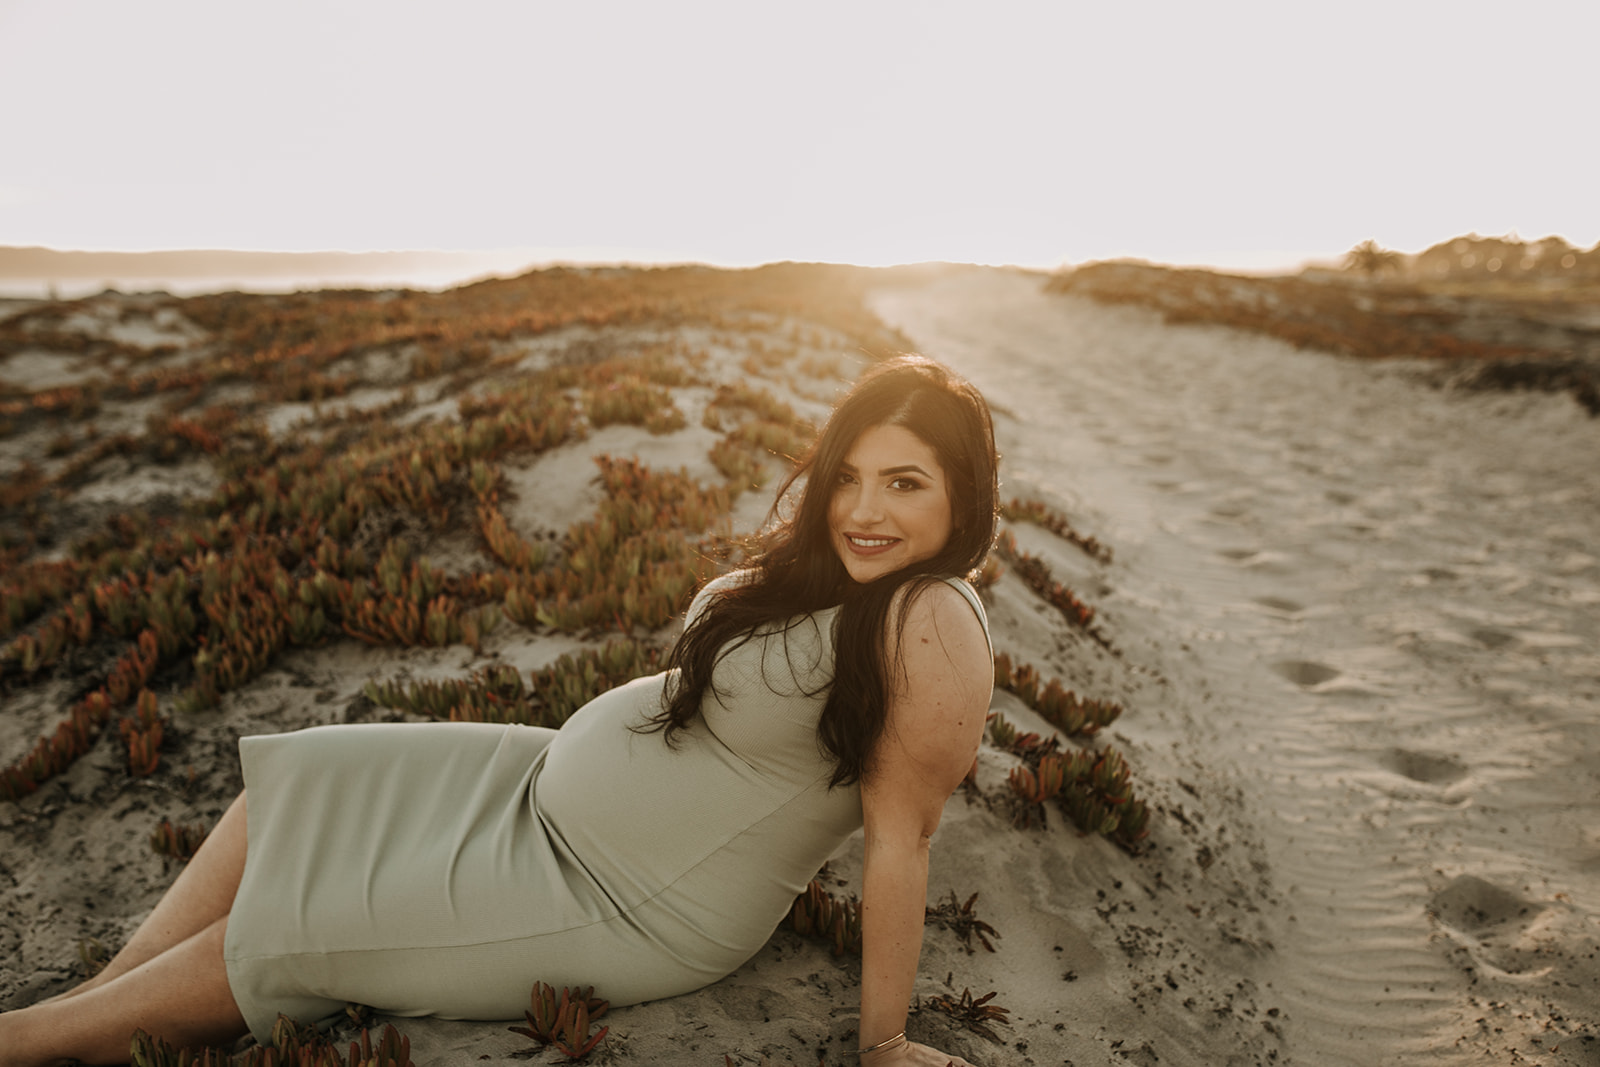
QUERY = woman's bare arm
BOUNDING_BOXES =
[859,582,992,1061]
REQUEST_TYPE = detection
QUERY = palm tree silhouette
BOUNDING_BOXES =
[1343,239,1403,278]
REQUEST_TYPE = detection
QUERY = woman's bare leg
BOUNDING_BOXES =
[43,792,248,1003]
[0,917,246,1067]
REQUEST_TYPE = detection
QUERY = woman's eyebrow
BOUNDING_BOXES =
[840,461,932,477]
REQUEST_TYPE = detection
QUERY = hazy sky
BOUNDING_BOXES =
[1,0,1594,272]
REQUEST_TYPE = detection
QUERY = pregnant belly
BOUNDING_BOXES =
[536,676,771,904]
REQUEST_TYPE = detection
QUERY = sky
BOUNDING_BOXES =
[1,0,1596,273]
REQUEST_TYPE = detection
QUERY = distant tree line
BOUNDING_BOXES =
[1342,234,1599,282]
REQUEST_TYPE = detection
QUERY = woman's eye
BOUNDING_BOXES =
[891,477,922,491]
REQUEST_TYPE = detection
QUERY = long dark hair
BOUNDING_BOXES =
[643,355,999,787]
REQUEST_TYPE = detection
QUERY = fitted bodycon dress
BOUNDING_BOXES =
[222,572,990,1042]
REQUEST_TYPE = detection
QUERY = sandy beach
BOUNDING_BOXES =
[2,266,1596,1066]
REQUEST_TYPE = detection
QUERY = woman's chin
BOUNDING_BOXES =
[839,556,900,584]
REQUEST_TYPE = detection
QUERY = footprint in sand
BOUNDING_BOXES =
[1253,596,1304,616]
[1427,875,1556,978]
[1429,875,1541,932]
[1272,660,1340,687]
[1379,747,1468,786]
[1220,547,1292,572]
[1469,627,1519,649]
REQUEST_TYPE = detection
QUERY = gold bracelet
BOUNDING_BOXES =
[859,1031,907,1056]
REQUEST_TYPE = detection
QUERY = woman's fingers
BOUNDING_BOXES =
[903,1040,977,1066]
[859,1038,978,1066]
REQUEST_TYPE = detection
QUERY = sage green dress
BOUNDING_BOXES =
[222,573,989,1043]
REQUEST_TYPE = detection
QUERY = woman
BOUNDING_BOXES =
[0,355,998,1067]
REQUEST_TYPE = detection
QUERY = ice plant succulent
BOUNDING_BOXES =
[509,983,611,1061]
[992,532,1112,650]
[149,817,209,867]
[924,987,1013,1043]
[786,877,863,956]
[993,653,1123,738]
[1001,497,1113,564]
[128,1014,414,1067]
[924,890,1001,955]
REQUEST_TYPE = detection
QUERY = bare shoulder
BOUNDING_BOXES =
[869,579,992,798]
[888,579,992,683]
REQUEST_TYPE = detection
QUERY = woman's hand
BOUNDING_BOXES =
[860,1038,980,1067]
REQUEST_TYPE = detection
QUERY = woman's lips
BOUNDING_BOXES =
[842,533,900,556]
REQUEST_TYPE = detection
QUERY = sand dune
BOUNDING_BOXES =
[2,268,1596,1066]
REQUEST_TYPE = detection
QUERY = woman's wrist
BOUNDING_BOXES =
[859,1030,908,1063]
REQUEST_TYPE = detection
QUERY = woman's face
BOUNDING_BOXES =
[828,423,954,584]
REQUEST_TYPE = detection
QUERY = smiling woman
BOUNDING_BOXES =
[653,353,1000,786]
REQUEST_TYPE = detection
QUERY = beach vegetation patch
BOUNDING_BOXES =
[129,1014,415,1067]
[923,987,1012,1043]
[702,382,813,496]
[987,706,1151,849]
[923,890,1000,955]
[786,876,864,957]
[508,983,611,1061]
[1001,497,1112,564]
[993,653,1123,738]
[992,530,1112,651]
[364,640,662,728]
[148,816,209,868]
[502,455,727,634]
[1048,250,1600,415]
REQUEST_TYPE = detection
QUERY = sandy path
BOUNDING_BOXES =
[871,270,1600,1065]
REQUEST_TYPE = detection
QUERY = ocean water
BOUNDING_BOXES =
[0,249,547,300]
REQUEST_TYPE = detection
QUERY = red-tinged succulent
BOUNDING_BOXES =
[580,372,682,431]
[786,877,863,956]
[467,458,499,501]
[478,502,548,572]
[0,689,114,800]
[130,1014,415,1066]
[993,653,1123,739]
[924,987,1012,1043]
[92,576,145,638]
[365,640,661,729]
[123,712,165,777]
[991,538,1113,652]
[1010,755,1065,806]
[924,890,1001,954]
[509,983,610,1061]
[149,817,209,865]
[985,657,1149,848]
[1001,497,1113,564]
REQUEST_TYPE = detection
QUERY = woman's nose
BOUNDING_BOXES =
[849,486,885,523]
